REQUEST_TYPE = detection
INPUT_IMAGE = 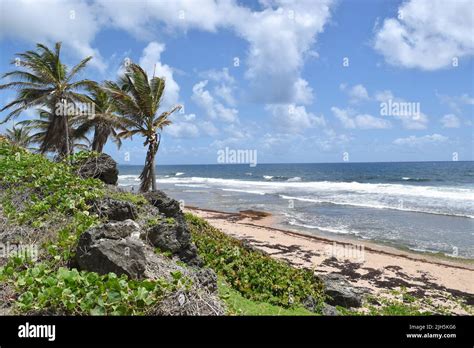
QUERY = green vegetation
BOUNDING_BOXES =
[186,213,325,312]
[0,257,182,315]
[0,140,180,315]
[217,277,315,316]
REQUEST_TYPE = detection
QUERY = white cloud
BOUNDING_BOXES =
[201,68,237,106]
[393,134,448,147]
[340,83,369,104]
[331,107,391,129]
[1,0,336,104]
[375,90,429,129]
[373,0,474,70]
[267,104,326,134]
[437,92,474,113]
[440,114,460,128]
[192,80,239,123]
[139,42,180,109]
[166,121,200,138]
[0,0,106,71]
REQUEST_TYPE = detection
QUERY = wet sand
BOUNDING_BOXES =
[186,207,474,314]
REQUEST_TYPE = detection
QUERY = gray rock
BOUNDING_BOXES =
[322,303,339,316]
[76,220,146,279]
[144,219,202,266]
[195,268,218,293]
[92,197,138,221]
[320,273,363,308]
[143,190,182,219]
[302,295,319,312]
[75,153,118,185]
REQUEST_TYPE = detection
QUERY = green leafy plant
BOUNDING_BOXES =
[186,213,325,311]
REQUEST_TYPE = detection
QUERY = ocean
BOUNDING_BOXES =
[118,161,474,258]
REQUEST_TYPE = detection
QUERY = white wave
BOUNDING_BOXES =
[118,175,140,182]
[221,188,266,195]
[288,219,357,234]
[402,177,410,180]
[279,195,474,219]
[263,175,273,180]
[175,172,185,176]
[155,176,473,201]
[287,176,302,182]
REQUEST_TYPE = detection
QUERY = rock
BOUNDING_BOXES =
[195,268,218,293]
[92,197,138,221]
[320,273,363,308]
[75,153,118,185]
[302,295,319,312]
[76,220,147,279]
[143,191,182,219]
[322,304,339,316]
[144,219,202,266]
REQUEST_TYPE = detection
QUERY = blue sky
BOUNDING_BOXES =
[0,0,473,165]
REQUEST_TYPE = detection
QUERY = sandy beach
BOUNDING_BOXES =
[186,207,474,314]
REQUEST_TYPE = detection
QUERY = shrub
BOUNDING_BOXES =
[186,213,325,311]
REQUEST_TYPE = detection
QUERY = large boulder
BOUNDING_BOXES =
[144,219,202,266]
[319,273,364,308]
[76,219,147,279]
[143,190,202,266]
[143,191,182,219]
[91,197,138,221]
[75,153,118,185]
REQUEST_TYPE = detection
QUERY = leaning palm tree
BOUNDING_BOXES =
[0,42,97,158]
[17,107,91,157]
[4,124,34,149]
[74,86,123,153]
[104,63,181,192]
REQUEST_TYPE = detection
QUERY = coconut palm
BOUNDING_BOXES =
[17,107,91,156]
[104,63,181,192]
[74,86,123,153]
[4,124,34,149]
[0,42,97,158]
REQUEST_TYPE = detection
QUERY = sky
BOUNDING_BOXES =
[0,0,473,165]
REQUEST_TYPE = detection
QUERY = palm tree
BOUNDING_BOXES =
[4,124,34,149]
[17,107,92,156]
[0,42,97,158]
[104,63,181,192]
[74,86,123,153]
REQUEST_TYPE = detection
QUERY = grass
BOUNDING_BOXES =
[217,277,315,316]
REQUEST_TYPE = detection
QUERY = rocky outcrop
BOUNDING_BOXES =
[91,197,138,221]
[75,153,118,185]
[320,273,364,308]
[76,219,147,279]
[143,190,202,266]
[144,219,202,266]
[143,190,182,218]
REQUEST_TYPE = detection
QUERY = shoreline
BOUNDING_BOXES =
[185,206,474,314]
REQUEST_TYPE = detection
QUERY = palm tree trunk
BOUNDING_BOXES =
[139,134,159,192]
[92,124,110,153]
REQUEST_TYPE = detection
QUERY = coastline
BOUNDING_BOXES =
[186,206,474,314]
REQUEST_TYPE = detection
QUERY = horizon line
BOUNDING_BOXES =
[116,159,474,166]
